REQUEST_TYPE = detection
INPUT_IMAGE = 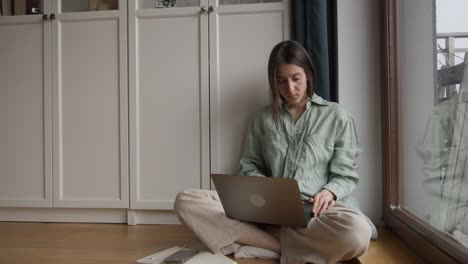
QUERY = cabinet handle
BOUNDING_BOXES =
[208,6,214,13]
[201,6,207,13]
[42,14,49,20]
[50,13,56,20]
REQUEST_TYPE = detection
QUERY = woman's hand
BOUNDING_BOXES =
[309,189,336,216]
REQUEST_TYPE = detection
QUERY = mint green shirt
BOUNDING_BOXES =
[239,94,376,237]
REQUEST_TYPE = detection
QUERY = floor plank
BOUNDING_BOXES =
[0,222,422,264]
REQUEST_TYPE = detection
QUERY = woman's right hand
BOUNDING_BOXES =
[309,189,336,216]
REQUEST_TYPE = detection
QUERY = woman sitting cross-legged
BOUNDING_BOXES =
[174,40,377,264]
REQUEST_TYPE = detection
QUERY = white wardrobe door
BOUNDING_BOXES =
[53,12,128,208]
[210,3,288,177]
[0,19,52,207]
[130,7,209,209]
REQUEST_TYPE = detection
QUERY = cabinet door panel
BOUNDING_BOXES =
[53,13,128,208]
[210,3,288,176]
[0,20,52,207]
[129,7,209,209]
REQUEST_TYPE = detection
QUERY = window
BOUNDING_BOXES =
[381,0,468,262]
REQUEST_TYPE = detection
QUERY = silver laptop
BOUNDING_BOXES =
[211,174,312,227]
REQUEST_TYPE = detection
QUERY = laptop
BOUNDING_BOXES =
[211,174,313,227]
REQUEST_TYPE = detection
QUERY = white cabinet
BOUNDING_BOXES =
[129,0,289,210]
[0,0,129,208]
[0,0,289,215]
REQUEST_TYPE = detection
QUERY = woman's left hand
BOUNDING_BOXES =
[309,189,336,217]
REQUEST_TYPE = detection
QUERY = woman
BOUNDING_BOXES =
[174,40,377,264]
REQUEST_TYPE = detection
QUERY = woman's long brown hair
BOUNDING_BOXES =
[267,40,317,125]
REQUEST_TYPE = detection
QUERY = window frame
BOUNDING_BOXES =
[381,0,468,262]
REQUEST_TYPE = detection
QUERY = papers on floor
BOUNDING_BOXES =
[136,246,237,264]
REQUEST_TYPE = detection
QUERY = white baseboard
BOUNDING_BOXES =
[0,208,181,225]
[129,209,181,225]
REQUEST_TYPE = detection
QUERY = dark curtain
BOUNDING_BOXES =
[293,0,337,102]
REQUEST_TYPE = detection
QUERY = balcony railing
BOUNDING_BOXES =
[437,32,468,67]
[436,32,468,102]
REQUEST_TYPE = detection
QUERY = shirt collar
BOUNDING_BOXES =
[307,93,330,108]
[282,93,330,110]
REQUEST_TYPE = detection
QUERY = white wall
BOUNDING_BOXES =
[337,0,382,224]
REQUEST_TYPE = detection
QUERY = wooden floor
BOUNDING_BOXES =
[0,222,423,264]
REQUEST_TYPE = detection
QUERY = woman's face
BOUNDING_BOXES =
[276,64,308,107]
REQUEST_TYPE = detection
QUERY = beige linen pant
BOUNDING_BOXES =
[174,189,371,264]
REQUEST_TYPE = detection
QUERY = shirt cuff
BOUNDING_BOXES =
[322,182,346,201]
